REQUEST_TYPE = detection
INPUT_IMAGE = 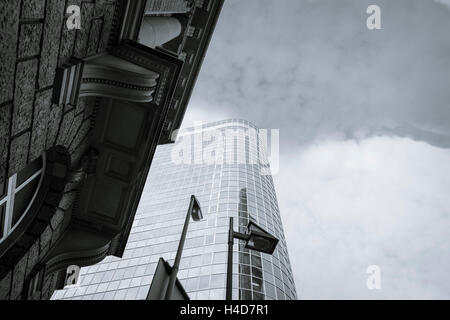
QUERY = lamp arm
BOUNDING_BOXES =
[165,197,194,299]
[233,231,249,242]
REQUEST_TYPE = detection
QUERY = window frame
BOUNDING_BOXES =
[0,154,46,244]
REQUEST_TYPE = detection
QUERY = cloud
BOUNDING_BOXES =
[180,100,231,129]
[274,136,450,299]
[189,0,450,149]
[435,0,450,10]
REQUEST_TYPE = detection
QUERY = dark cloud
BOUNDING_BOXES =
[187,0,450,149]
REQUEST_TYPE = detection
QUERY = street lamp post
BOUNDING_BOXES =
[226,217,279,300]
[164,195,203,300]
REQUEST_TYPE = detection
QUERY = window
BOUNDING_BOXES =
[198,275,210,290]
[210,274,224,288]
[0,155,45,243]
[240,274,251,290]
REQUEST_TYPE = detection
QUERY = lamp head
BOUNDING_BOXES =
[245,221,279,254]
[190,195,203,221]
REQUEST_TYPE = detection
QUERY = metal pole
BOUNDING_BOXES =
[165,197,194,300]
[226,217,234,300]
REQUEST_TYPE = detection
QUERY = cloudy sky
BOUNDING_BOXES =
[182,0,450,299]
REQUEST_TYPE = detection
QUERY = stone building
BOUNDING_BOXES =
[0,0,223,300]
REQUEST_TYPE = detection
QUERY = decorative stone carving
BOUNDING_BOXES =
[53,50,160,106]
[80,53,159,102]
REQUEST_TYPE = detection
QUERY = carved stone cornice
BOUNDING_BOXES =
[52,39,184,108]
[43,237,111,275]
[80,52,159,103]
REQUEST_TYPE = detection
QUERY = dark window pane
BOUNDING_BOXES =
[239,264,250,275]
[0,180,5,199]
[239,289,252,300]
[241,253,250,265]
[12,177,39,226]
[252,266,263,279]
[252,276,263,292]
[0,204,5,238]
[239,274,251,290]
[253,292,265,300]
[16,157,42,186]
[251,254,262,268]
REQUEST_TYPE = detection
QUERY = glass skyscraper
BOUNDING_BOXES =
[52,119,297,300]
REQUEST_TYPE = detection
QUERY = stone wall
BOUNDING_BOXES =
[0,0,118,299]
[0,0,117,187]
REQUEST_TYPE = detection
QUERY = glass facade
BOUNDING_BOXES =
[52,119,297,300]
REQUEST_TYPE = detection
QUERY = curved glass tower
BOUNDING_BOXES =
[53,119,297,300]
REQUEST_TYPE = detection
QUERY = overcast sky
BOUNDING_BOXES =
[182,0,450,299]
